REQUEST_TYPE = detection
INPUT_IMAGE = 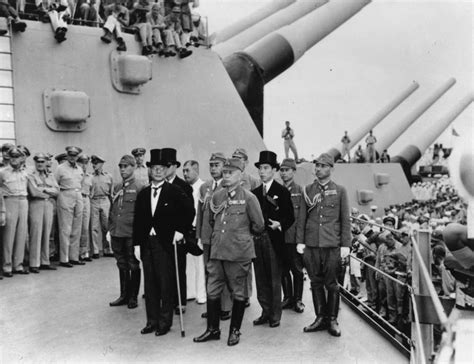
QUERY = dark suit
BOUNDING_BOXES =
[252,180,294,322]
[133,181,194,330]
[170,175,194,306]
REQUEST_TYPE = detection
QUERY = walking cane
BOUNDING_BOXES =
[173,237,185,337]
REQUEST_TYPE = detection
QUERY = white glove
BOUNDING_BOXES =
[296,244,305,254]
[340,247,350,259]
[173,231,184,243]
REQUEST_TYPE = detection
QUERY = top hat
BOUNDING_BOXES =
[161,148,181,167]
[146,149,168,167]
[254,151,279,170]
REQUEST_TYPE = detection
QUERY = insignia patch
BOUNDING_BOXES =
[126,189,136,193]
[291,193,301,197]
[229,200,245,205]
[325,190,337,196]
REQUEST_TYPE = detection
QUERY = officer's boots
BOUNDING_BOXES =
[193,299,221,343]
[294,275,305,313]
[281,274,294,309]
[127,269,141,309]
[228,299,246,346]
[303,287,328,332]
[109,269,129,306]
[327,290,341,337]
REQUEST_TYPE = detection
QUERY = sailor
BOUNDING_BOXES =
[194,157,265,346]
[302,153,351,337]
[0,147,29,276]
[365,130,377,163]
[131,147,149,187]
[279,158,306,313]
[252,151,295,328]
[109,155,145,309]
[55,146,84,268]
[27,152,59,273]
[340,131,351,162]
[77,154,93,262]
[90,155,114,258]
[196,152,232,320]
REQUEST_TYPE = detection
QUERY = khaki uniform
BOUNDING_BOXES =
[80,172,93,258]
[27,170,59,268]
[90,171,113,255]
[133,164,149,187]
[55,162,84,263]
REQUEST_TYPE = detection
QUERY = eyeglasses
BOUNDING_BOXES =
[150,166,167,172]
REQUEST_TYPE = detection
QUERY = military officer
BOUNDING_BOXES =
[194,158,265,346]
[27,152,59,272]
[55,146,84,268]
[77,154,93,262]
[196,152,232,320]
[109,155,145,309]
[231,148,260,191]
[131,147,149,186]
[90,155,114,257]
[0,147,29,276]
[0,143,14,168]
[252,151,295,328]
[279,158,306,313]
[302,153,351,337]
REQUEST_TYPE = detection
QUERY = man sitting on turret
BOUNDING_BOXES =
[101,0,129,52]
[163,6,192,58]
[0,0,27,35]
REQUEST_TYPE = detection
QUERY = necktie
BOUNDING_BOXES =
[212,181,217,191]
[263,184,267,197]
[152,185,162,197]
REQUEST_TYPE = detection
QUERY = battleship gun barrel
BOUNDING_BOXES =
[212,0,296,45]
[214,0,328,59]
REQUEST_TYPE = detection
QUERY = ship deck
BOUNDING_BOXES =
[1,257,406,363]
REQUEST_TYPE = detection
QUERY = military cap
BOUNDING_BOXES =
[314,153,334,167]
[65,146,82,156]
[55,152,67,162]
[1,143,14,153]
[46,153,53,160]
[232,148,248,160]
[8,147,24,158]
[33,152,48,162]
[280,158,297,170]
[223,158,244,172]
[357,214,370,221]
[77,154,90,163]
[209,152,226,163]
[131,147,146,156]
[91,155,105,163]
[119,155,136,166]
[382,216,396,226]
[17,145,30,157]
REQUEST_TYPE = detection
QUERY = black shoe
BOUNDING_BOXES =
[59,262,73,268]
[103,253,114,258]
[193,328,221,342]
[128,297,138,309]
[92,254,100,259]
[269,320,280,328]
[303,316,328,332]
[281,297,294,310]
[140,324,156,334]
[294,300,305,313]
[100,30,112,44]
[328,318,341,337]
[253,315,269,326]
[70,260,85,265]
[227,327,240,346]
[40,265,57,270]
[179,48,192,59]
[220,310,231,320]
[82,257,92,262]
[175,306,186,315]
[50,254,59,262]
[155,327,170,336]
[12,21,27,32]
[3,272,13,278]
[201,312,208,318]
[116,40,127,52]
[29,267,40,274]
[13,269,29,275]
[55,28,67,43]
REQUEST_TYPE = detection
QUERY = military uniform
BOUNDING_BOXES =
[27,154,59,271]
[365,133,377,163]
[55,147,84,265]
[79,164,93,260]
[131,148,149,187]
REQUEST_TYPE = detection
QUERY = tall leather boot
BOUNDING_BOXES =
[109,269,129,306]
[293,275,305,313]
[128,269,141,309]
[281,273,294,309]
[193,299,221,342]
[327,290,341,337]
[303,287,328,332]
[228,299,246,346]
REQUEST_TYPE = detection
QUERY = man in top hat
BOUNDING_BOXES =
[77,154,93,262]
[161,147,194,315]
[0,147,29,276]
[109,155,146,310]
[26,152,59,273]
[196,152,232,320]
[251,151,294,327]
[90,155,114,258]
[134,149,194,336]
[131,148,149,187]
[194,158,265,346]
[54,146,84,268]
[232,148,260,191]
[279,158,307,313]
[302,153,351,337]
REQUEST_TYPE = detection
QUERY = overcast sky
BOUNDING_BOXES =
[199,0,473,159]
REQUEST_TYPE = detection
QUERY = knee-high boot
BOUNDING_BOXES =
[281,273,294,309]
[227,299,246,346]
[303,286,328,332]
[293,274,305,313]
[327,290,341,337]
[193,298,221,342]
[109,269,129,306]
[128,269,141,309]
